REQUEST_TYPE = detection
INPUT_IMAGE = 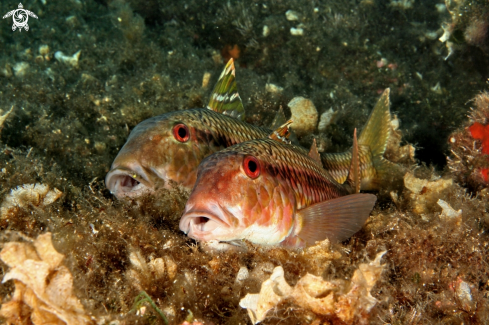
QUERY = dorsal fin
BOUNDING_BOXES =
[207,58,245,121]
[345,128,360,194]
[308,139,322,166]
[269,120,293,144]
[269,106,287,130]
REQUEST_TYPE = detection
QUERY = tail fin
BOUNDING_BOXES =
[320,88,401,190]
[357,88,397,189]
[345,128,361,194]
[358,89,391,158]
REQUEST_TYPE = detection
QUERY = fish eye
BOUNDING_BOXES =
[173,123,189,142]
[243,156,261,179]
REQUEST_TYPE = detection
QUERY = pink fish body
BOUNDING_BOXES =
[180,138,376,248]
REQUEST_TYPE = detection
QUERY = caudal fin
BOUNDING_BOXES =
[297,193,376,246]
[358,89,391,157]
[357,88,400,189]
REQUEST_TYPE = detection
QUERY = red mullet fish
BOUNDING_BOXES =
[179,129,377,248]
[106,59,394,199]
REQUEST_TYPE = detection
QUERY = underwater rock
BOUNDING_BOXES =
[290,27,304,36]
[453,277,474,311]
[384,114,416,166]
[239,251,386,324]
[236,266,249,282]
[0,106,14,133]
[265,83,283,94]
[202,72,211,88]
[54,50,81,68]
[0,233,92,325]
[437,199,462,225]
[300,238,341,276]
[404,172,453,216]
[39,45,50,60]
[13,62,29,78]
[287,97,318,137]
[0,183,62,219]
[317,108,336,133]
[285,10,300,21]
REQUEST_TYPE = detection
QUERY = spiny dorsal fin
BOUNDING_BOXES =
[345,128,360,194]
[207,58,245,121]
[269,106,287,130]
[269,120,293,144]
[308,139,322,166]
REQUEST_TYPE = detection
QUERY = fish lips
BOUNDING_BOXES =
[179,209,233,242]
[105,167,154,199]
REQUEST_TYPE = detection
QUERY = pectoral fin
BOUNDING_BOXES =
[207,58,245,120]
[297,193,376,246]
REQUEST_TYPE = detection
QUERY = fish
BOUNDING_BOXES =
[179,127,377,248]
[106,58,394,199]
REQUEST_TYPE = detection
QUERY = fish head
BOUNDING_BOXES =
[179,145,296,246]
[106,111,215,199]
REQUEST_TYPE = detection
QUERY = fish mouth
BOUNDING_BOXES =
[105,167,154,199]
[179,209,232,242]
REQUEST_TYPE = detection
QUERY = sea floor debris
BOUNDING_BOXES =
[0,233,92,325]
[239,250,386,324]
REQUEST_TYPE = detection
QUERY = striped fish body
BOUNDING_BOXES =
[105,109,270,198]
[179,139,376,248]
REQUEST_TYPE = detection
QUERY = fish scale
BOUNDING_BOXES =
[204,138,349,210]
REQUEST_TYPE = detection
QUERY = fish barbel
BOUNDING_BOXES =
[106,58,394,199]
[179,137,376,248]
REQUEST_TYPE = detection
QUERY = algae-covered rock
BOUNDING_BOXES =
[0,233,92,325]
[0,183,62,219]
[287,97,318,137]
[240,251,386,324]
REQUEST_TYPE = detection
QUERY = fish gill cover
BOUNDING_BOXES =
[0,0,489,324]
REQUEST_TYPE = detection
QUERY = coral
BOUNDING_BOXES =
[448,91,489,190]
[239,250,385,324]
[0,233,92,325]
